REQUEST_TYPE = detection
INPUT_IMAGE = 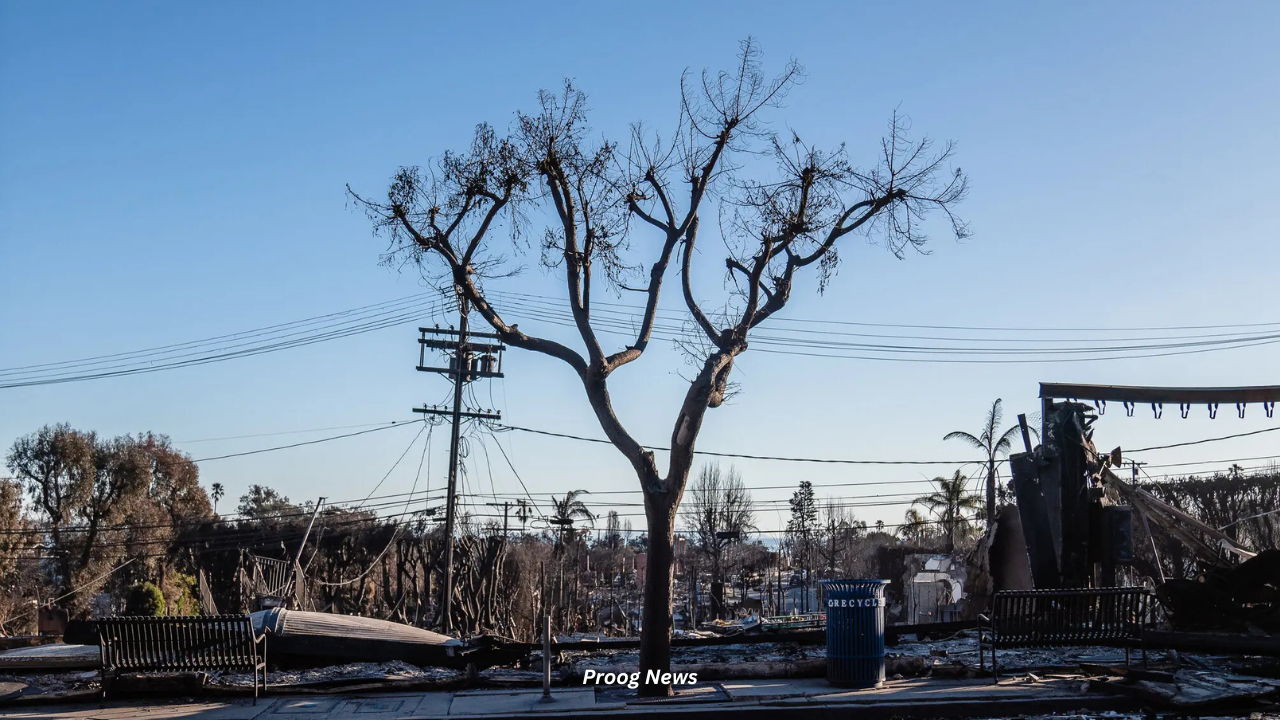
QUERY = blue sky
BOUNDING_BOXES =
[2,1,1278,535]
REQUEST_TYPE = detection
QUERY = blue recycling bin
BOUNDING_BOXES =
[821,579,889,688]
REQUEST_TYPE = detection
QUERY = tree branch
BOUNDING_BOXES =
[604,224,682,371]
[542,159,606,366]
[391,207,458,266]
[461,193,510,267]
[679,218,722,347]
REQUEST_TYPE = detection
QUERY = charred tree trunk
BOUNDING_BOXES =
[639,496,676,696]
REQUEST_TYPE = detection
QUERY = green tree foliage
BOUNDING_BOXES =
[787,481,818,542]
[236,484,300,521]
[164,573,200,616]
[5,425,210,613]
[0,479,30,579]
[125,582,165,616]
[787,480,819,608]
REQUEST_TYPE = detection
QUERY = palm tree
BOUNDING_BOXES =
[548,490,595,553]
[899,508,931,545]
[944,398,1035,528]
[548,490,593,632]
[912,470,983,551]
[210,483,225,515]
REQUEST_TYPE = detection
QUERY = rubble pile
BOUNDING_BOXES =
[1158,550,1280,632]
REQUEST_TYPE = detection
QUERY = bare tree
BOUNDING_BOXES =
[351,40,967,693]
[602,510,623,551]
[683,463,755,615]
[820,498,866,577]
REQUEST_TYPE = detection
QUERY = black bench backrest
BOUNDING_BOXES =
[992,588,1148,647]
[98,615,260,672]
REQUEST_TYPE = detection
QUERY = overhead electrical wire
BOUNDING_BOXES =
[487,293,1280,363]
[7,289,1280,391]
[177,421,405,444]
[1142,453,1280,470]
[490,423,983,466]
[1127,425,1280,453]
[353,422,428,506]
[0,293,435,375]
[492,290,1280,334]
[192,422,416,462]
[0,491,449,538]
[0,294,443,389]
[313,438,432,588]
[179,416,987,467]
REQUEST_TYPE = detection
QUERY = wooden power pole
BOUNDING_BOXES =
[487,501,514,540]
[413,295,504,633]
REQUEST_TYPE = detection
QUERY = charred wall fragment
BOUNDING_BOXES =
[1006,401,1133,589]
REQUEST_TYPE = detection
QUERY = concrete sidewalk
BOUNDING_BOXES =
[0,676,1136,720]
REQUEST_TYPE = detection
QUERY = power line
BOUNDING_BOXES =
[176,412,1276,470]
[353,422,428,506]
[1143,453,1280,469]
[0,293,436,376]
[490,294,1280,363]
[491,423,982,466]
[9,289,1280,391]
[177,421,405,444]
[191,422,416,462]
[494,291,1280,334]
[1127,425,1280,453]
[0,295,443,389]
[0,491,449,538]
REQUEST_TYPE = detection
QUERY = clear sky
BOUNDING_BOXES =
[2,1,1278,536]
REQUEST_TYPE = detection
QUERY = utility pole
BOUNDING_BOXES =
[291,497,325,609]
[1128,459,1165,583]
[413,295,503,634]
[1129,460,1146,483]
[487,501,514,540]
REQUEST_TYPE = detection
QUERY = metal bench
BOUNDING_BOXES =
[97,615,267,701]
[978,587,1149,683]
